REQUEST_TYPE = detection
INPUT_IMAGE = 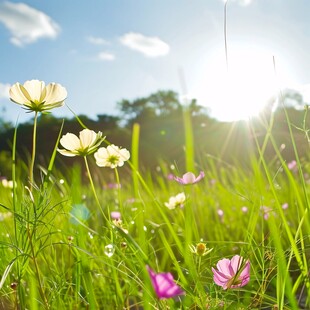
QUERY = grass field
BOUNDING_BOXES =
[0,92,310,309]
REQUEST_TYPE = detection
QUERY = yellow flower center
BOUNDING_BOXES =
[108,155,120,165]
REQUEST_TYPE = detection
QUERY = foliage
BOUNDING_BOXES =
[0,85,310,309]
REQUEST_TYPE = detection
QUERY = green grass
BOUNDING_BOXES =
[0,108,309,310]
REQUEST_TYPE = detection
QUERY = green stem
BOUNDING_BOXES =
[30,112,38,190]
[27,226,49,309]
[83,156,106,219]
[198,256,202,275]
[114,168,123,214]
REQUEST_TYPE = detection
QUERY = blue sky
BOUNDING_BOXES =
[1,0,310,123]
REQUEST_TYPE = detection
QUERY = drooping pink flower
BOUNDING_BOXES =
[212,255,250,290]
[146,265,185,299]
[174,171,205,185]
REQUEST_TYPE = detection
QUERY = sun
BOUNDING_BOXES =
[191,45,290,122]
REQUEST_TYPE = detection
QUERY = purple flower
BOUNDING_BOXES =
[146,265,184,299]
[174,171,205,185]
[212,255,250,290]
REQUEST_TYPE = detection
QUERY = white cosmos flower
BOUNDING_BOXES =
[94,144,130,168]
[164,192,186,210]
[58,129,104,157]
[9,80,67,112]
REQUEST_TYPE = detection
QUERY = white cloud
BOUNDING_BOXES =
[237,0,253,5]
[0,83,10,100]
[98,52,115,61]
[87,36,110,45]
[0,1,60,47]
[120,32,170,58]
[222,0,254,6]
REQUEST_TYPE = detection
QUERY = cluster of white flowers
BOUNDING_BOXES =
[1,179,15,189]
[58,128,130,168]
[9,80,131,169]
[0,212,12,221]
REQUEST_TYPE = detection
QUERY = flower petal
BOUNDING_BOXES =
[182,172,196,184]
[23,80,45,102]
[79,129,97,149]
[194,171,205,183]
[57,149,77,157]
[216,258,231,276]
[147,266,184,299]
[44,82,67,106]
[119,148,130,161]
[60,133,81,151]
[9,83,31,105]
[230,255,243,274]
[212,269,230,289]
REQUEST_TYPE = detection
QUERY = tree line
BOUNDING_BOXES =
[0,89,309,177]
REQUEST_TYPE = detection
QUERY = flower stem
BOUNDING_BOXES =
[83,156,105,218]
[114,168,123,214]
[29,112,38,191]
[27,225,49,309]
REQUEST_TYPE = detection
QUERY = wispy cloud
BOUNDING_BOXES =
[0,1,60,47]
[87,36,110,45]
[0,83,10,100]
[222,0,254,6]
[97,52,115,61]
[120,32,170,58]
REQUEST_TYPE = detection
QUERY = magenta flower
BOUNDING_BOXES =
[146,265,184,299]
[212,255,250,290]
[174,171,205,185]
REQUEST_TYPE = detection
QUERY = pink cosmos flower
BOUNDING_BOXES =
[212,255,250,290]
[174,171,205,185]
[146,265,184,299]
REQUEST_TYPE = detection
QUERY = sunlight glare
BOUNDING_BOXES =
[191,45,290,122]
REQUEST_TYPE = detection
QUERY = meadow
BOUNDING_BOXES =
[0,80,309,309]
